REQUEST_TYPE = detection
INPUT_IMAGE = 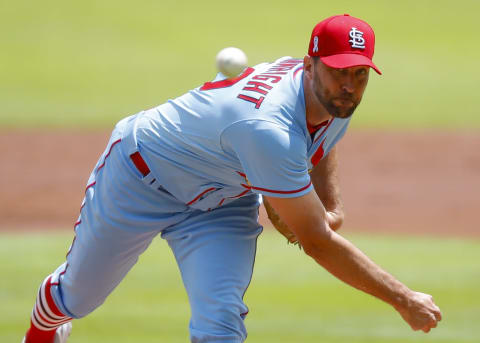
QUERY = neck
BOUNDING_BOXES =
[303,74,332,127]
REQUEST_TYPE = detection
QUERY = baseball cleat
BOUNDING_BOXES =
[54,322,72,343]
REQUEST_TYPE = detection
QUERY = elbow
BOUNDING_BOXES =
[303,241,328,261]
[300,231,333,260]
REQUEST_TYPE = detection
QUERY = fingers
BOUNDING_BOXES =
[400,291,442,334]
[408,308,441,333]
[428,295,442,322]
[429,314,438,328]
[431,301,442,322]
[420,313,439,333]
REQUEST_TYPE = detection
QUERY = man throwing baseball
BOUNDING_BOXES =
[23,14,441,343]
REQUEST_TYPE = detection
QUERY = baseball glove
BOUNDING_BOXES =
[263,198,301,248]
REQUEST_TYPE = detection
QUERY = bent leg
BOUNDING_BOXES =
[25,226,158,343]
[164,195,263,343]
[54,223,160,318]
[24,121,188,342]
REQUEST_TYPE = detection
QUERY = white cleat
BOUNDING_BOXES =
[54,322,72,343]
[21,322,72,343]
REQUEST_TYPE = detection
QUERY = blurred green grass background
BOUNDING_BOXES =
[2,0,479,129]
[1,230,479,342]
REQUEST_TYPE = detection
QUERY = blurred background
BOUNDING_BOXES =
[1,0,479,342]
[1,0,479,128]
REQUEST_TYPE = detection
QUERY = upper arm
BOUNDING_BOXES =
[221,120,313,197]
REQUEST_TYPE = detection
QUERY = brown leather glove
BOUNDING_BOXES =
[263,197,301,247]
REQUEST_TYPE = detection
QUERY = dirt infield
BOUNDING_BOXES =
[1,129,478,237]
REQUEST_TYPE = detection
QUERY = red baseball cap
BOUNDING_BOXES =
[308,14,381,75]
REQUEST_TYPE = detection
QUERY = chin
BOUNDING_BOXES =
[331,107,356,119]
[329,105,357,119]
[332,112,354,119]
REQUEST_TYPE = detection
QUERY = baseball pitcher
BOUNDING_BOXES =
[22,14,441,343]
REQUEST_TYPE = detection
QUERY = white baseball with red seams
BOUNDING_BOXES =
[216,47,248,79]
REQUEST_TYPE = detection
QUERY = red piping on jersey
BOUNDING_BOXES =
[49,264,69,287]
[45,137,122,316]
[65,236,77,259]
[96,139,122,173]
[313,119,334,143]
[237,171,311,195]
[236,171,247,178]
[307,119,329,134]
[216,188,250,208]
[85,181,96,194]
[200,67,255,91]
[231,189,250,198]
[293,65,303,78]
[241,181,312,194]
[187,187,218,206]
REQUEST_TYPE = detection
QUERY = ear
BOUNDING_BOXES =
[303,55,314,80]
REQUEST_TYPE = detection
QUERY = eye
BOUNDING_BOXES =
[356,68,368,77]
[333,68,348,76]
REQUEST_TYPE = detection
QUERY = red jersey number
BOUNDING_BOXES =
[200,68,255,91]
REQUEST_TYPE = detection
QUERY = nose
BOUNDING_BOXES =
[341,77,355,94]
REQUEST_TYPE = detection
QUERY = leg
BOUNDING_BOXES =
[163,195,263,343]
[25,225,159,343]
[24,121,188,342]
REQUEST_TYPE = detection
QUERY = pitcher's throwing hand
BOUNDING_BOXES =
[396,291,442,333]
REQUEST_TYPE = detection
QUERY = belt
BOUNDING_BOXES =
[130,152,150,177]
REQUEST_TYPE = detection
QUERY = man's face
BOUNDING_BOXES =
[311,59,370,118]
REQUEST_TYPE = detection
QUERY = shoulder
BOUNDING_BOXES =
[221,119,307,156]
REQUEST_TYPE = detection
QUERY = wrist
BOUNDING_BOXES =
[390,286,414,311]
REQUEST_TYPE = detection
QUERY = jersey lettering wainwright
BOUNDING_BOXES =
[236,59,303,109]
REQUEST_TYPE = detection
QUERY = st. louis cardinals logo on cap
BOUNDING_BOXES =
[348,27,365,49]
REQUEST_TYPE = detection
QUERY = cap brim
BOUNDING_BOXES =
[321,53,382,75]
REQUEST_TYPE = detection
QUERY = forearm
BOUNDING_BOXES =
[305,230,410,309]
[266,191,441,332]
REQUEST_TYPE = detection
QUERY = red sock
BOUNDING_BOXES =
[24,320,56,343]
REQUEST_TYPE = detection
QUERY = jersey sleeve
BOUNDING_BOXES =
[221,120,313,198]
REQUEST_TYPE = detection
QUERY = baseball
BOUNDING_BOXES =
[216,47,248,79]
